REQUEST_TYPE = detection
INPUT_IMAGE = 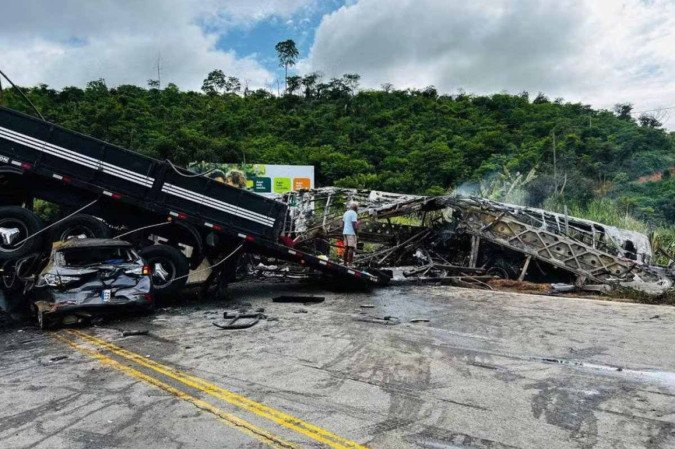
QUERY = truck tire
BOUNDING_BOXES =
[0,206,43,261]
[50,214,110,241]
[139,244,189,297]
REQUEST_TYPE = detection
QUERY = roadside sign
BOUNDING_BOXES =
[188,162,314,197]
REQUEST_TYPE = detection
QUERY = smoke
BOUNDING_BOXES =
[451,167,538,205]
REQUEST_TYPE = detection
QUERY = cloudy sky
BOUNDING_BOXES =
[2,0,674,127]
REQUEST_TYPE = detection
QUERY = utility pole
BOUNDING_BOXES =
[552,131,558,195]
[156,53,162,89]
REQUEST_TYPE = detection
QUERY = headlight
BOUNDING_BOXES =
[42,274,80,287]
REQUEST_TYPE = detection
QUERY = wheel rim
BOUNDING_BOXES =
[59,225,96,241]
[487,266,510,279]
[150,259,176,288]
[0,219,29,253]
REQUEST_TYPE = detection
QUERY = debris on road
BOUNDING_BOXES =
[354,315,401,325]
[212,310,265,330]
[121,329,150,337]
[272,295,325,303]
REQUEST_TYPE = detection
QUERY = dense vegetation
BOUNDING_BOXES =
[1,74,673,236]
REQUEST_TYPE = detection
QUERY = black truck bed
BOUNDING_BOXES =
[0,107,381,284]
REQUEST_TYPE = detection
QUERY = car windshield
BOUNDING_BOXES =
[57,247,137,267]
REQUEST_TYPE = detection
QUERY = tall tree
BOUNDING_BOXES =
[274,39,299,93]
[202,70,226,95]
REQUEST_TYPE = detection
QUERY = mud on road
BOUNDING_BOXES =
[1,283,674,449]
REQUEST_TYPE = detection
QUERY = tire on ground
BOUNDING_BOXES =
[139,244,189,297]
[0,206,43,261]
[50,214,110,242]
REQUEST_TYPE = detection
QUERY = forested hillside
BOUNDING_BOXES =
[1,76,673,228]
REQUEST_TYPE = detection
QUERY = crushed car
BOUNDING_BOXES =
[31,239,153,329]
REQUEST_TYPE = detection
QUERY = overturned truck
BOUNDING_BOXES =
[284,188,674,295]
[0,106,380,311]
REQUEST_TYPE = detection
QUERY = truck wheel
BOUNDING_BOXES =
[0,206,43,261]
[50,214,110,241]
[139,244,189,297]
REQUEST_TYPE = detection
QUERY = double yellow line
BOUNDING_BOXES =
[56,330,368,449]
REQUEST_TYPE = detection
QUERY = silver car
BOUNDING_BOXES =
[33,239,153,329]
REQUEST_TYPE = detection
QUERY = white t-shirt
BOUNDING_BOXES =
[343,210,358,235]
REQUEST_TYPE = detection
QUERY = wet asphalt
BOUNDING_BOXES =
[1,282,674,448]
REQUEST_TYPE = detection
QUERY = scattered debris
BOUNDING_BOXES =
[293,308,308,314]
[212,310,264,330]
[122,330,149,337]
[550,283,576,293]
[354,315,401,325]
[283,188,674,297]
[272,295,325,303]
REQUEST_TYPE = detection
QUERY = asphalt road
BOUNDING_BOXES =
[1,283,674,449]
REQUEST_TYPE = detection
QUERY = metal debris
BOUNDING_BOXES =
[354,315,401,325]
[272,295,325,303]
[121,330,149,337]
[282,188,674,296]
[212,310,264,330]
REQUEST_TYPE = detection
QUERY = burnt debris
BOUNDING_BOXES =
[282,188,674,295]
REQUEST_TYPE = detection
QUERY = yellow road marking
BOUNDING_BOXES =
[53,333,300,449]
[68,329,369,449]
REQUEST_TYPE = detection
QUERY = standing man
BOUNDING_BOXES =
[342,201,358,266]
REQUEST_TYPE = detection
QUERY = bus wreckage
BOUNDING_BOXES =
[283,188,674,295]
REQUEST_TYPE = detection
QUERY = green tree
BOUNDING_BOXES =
[286,75,302,95]
[638,113,661,128]
[301,72,320,98]
[201,70,226,95]
[613,103,633,120]
[274,39,299,93]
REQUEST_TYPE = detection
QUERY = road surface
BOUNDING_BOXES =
[1,283,674,448]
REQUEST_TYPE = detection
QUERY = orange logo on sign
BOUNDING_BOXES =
[293,178,311,190]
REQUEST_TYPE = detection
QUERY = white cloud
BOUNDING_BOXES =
[306,0,675,128]
[0,0,313,90]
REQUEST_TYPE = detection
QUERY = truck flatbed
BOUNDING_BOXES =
[0,106,380,285]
